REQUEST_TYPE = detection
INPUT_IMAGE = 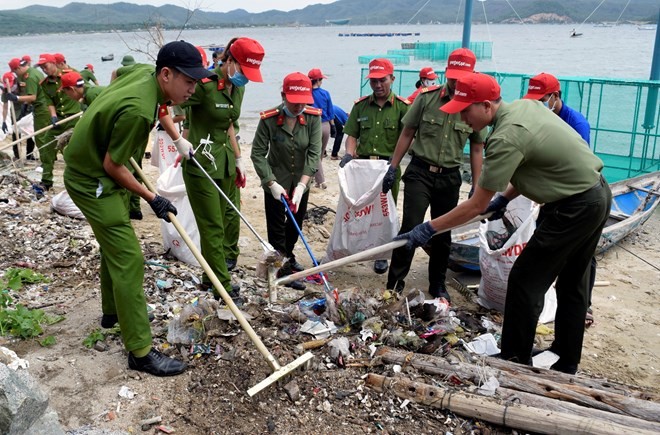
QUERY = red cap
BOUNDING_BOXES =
[8,58,21,70]
[85,63,94,71]
[228,37,265,82]
[440,73,500,114]
[3,71,15,88]
[445,48,476,79]
[366,58,394,79]
[523,73,560,100]
[21,55,31,63]
[195,46,209,68]
[307,68,327,80]
[36,53,57,66]
[54,53,66,64]
[59,71,84,90]
[282,72,314,104]
[419,67,438,80]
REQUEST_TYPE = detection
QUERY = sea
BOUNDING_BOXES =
[1,23,656,142]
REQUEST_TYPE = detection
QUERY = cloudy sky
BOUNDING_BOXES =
[0,0,336,12]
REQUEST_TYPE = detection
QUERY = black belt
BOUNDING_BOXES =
[358,155,389,161]
[409,156,459,174]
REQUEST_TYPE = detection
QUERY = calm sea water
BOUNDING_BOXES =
[1,23,656,141]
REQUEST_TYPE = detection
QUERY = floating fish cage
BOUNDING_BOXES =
[406,41,493,62]
[358,54,410,65]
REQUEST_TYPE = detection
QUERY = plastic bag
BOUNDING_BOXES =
[51,190,85,219]
[324,159,399,262]
[151,129,179,173]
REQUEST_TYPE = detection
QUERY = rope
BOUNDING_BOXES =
[405,0,432,26]
[615,0,632,26]
[614,243,660,272]
[479,0,500,77]
[577,0,607,31]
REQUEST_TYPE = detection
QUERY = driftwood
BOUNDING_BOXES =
[375,347,660,422]
[366,374,658,435]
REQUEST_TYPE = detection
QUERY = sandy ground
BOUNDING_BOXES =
[1,140,659,433]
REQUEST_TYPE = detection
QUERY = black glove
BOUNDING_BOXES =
[468,185,475,199]
[5,93,18,102]
[1,121,7,134]
[394,221,436,250]
[149,194,177,222]
[339,154,353,168]
[483,195,510,221]
[50,116,59,126]
[381,165,397,194]
[330,124,337,138]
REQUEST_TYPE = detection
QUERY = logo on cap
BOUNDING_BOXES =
[245,57,262,66]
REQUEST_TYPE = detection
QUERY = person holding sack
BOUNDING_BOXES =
[250,72,322,291]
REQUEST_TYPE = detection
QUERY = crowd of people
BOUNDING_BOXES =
[2,40,609,378]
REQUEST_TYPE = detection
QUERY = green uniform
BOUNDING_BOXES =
[83,84,105,109]
[343,91,410,202]
[40,70,82,186]
[250,105,322,261]
[387,84,487,293]
[18,67,50,164]
[62,68,164,353]
[80,69,98,85]
[180,71,244,289]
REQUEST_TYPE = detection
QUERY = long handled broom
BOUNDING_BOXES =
[130,157,313,396]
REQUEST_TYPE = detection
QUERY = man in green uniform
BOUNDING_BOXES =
[341,58,410,274]
[397,72,611,375]
[384,48,486,300]
[63,41,214,376]
[2,68,35,161]
[80,64,99,86]
[36,53,82,190]
[59,71,105,109]
[7,58,50,170]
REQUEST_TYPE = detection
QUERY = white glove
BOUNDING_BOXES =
[268,181,287,201]
[172,135,193,160]
[235,156,246,188]
[291,182,306,213]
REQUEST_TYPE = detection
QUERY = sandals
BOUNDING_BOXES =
[585,307,595,328]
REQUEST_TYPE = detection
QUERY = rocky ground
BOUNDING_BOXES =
[0,147,658,434]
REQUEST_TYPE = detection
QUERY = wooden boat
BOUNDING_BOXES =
[448,172,660,273]
[101,54,114,62]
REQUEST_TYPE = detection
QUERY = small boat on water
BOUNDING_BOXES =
[638,25,657,31]
[326,18,350,25]
[448,172,660,273]
[570,31,583,38]
[101,54,114,62]
[201,44,225,53]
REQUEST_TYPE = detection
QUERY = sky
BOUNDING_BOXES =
[0,0,336,13]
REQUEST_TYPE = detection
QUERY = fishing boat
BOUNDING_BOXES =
[638,25,657,31]
[101,54,114,62]
[326,18,350,25]
[448,172,660,273]
[201,44,225,53]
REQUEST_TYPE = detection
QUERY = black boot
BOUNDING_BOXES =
[128,348,187,376]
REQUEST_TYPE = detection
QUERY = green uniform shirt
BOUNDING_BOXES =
[80,69,98,85]
[404,84,487,167]
[343,91,410,157]
[251,105,322,190]
[83,84,105,108]
[479,100,603,203]
[64,69,164,181]
[18,67,48,113]
[40,70,82,117]
[181,69,244,179]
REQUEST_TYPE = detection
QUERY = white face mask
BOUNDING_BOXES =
[421,78,436,87]
[542,94,557,111]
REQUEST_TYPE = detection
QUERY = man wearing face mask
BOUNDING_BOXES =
[383,48,487,301]
[250,72,322,291]
[523,72,590,145]
[407,66,438,103]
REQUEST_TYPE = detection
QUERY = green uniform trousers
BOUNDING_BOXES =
[63,171,152,352]
[224,177,240,261]
[129,141,149,214]
[41,117,79,186]
[182,170,233,290]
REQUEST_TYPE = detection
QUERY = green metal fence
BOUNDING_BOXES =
[359,69,660,182]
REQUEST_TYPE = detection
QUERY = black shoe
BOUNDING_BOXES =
[129,210,143,220]
[212,284,243,304]
[550,360,578,375]
[373,260,389,274]
[429,283,451,302]
[226,258,237,271]
[101,314,118,328]
[128,348,187,377]
[289,260,305,272]
[285,280,306,291]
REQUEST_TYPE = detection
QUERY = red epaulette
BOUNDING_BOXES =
[421,85,441,94]
[396,95,411,105]
[201,77,213,84]
[353,95,369,104]
[157,104,169,119]
[303,107,322,116]
[260,108,280,119]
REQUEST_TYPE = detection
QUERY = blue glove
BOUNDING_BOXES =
[149,194,177,222]
[339,154,353,168]
[394,221,436,250]
[50,116,59,126]
[381,165,397,194]
[483,195,510,221]
[5,93,18,102]
[1,121,7,133]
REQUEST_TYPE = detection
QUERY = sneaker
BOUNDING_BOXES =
[129,210,143,220]
[429,283,451,302]
[373,260,389,274]
[285,280,306,290]
[128,348,187,377]
[101,314,118,329]
[226,258,237,271]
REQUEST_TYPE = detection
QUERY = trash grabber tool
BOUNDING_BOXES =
[188,155,276,254]
[0,111,83,153]
[129,157,313,396]
[273,213,491,287]
[280,196,334,295]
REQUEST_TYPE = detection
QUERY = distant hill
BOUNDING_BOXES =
[0,0,657,36]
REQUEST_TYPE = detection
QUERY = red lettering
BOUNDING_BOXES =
[502,242,528,257]
[380,192,389,217]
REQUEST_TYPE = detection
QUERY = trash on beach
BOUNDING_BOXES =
[118,385,136,399]
[462,333,500,356]
[532,350,560,369]
[300,319,337,339]
[478,376,500,396]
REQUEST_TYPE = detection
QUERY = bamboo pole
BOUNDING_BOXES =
[0,111,82,153]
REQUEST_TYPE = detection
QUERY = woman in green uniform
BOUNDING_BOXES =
[250,72,322,290]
